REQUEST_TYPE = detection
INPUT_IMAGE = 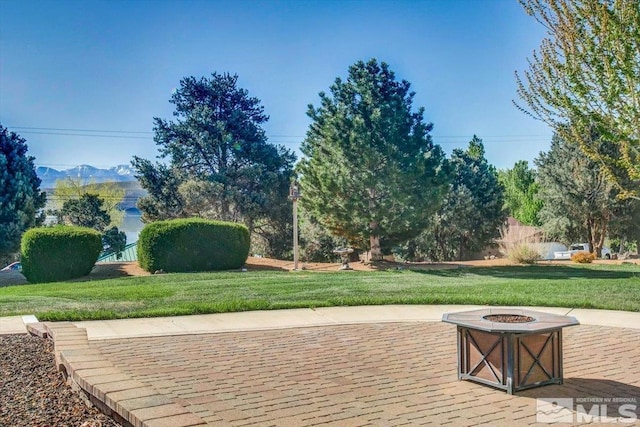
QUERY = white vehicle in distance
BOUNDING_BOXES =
[553,243,612,260]
[0,262,21,271]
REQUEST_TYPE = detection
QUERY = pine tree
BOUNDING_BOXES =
[133,73,295,256]
[51,177,126,227]
[399,136,505,261]
[298,59,451,260]
[0,125,46,256]
[535,132,625,257]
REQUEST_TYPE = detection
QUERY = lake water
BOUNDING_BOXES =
[44,213,145,246]
[122,213,144,244]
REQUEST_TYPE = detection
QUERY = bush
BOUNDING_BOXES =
[21,226,102,283]
[571,251,595,263]
[299,211,348,263]
[138,218,250,273]
[504,243,541,264]
[498,225,541,264]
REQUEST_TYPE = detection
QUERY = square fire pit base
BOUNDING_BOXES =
[443,309,579,394]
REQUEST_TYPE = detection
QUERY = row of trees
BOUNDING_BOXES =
[132,61,508,262]
[133,53,638,263]
[507,0,640,256]
[3,0,638,262]
[499,134,640,257]
[5,72,633,265]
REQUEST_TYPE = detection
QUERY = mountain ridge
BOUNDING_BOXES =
[37,164,137,188]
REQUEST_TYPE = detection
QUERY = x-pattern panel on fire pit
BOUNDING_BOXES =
[442,308,579,394]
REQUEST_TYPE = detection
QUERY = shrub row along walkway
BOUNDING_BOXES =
[11,306,639,426]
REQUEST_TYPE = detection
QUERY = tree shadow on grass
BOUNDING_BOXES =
[407,264,640,280]
[79,262,151,281]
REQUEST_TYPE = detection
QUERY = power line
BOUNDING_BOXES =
[434,135,549,140]
[13,129,301,145]
[8,126,153,134]
[19,131,152,140]
[46,197,143,201]
[6,125,550,141]
[36,163,136,168]
[17,130,549,145]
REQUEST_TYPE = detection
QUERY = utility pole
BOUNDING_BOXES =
[289,181,301,270]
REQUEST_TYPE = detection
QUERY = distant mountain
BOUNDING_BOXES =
[37,164,137,188]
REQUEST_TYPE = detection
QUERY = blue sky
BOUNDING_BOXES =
[1,0,552,171]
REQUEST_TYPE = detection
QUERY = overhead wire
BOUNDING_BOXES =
[7,125,551,144]
[9,124,552,170]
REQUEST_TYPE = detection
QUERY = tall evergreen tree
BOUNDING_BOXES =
[298,59,451,260]
[399,136,505,261]
[0,125,46,256]
[133,73,296,255]
[608,198,640,254]
[536,132,626,256]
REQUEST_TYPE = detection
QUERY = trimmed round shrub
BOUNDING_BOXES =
[137,218,250,273]
[21,226,103,283]
[571,251,595,264]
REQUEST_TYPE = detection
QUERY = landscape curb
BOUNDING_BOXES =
[27,322,207,427]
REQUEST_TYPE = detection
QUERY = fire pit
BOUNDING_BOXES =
[442,308,579,394]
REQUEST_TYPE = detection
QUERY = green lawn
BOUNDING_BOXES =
[1,263,639,321]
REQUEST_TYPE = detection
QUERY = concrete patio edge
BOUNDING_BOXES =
[71,305,639,340]
[1,305,639,338]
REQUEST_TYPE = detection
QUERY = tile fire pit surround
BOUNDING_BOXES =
[442,308,579,394]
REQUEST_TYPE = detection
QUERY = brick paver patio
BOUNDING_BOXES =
[90,322,640,426]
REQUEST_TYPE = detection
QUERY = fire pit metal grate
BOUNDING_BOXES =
[483,314,534,323]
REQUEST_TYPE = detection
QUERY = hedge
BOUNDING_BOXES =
[137,218,250,273]
[21,226,103,283]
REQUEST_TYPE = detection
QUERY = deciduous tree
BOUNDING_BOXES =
[516,0,640,199]
[498,161,543,226]
[298,59,451,260]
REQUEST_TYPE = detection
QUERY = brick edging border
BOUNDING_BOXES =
[27,322,206,427]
